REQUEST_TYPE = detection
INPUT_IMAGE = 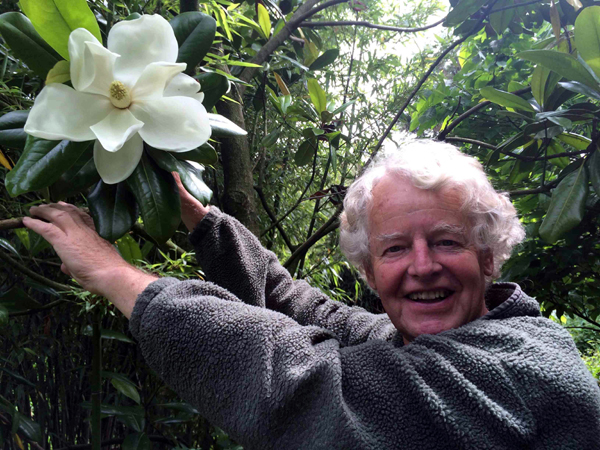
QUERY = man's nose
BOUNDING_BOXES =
[407,242,442,278]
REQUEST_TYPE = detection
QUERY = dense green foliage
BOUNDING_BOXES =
[1,0,600,447]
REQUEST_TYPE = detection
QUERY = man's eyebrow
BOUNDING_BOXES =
[376,232,408,242]
[375,224,467,242]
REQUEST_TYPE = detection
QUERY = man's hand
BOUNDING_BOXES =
[172,172,210,232]
[22,202,156,318]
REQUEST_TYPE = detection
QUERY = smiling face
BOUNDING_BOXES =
[365,175,494,345]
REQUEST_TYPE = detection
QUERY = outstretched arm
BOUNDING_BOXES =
[22,202,156,318]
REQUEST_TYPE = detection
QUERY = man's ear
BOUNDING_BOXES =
[482,250,494,277]
[364,264,377,292]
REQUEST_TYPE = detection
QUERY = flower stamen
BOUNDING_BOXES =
[109,81,131,108]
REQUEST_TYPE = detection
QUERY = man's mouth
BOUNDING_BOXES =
[406,289,454,303]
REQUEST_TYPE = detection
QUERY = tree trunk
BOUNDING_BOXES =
[216,84,260,235]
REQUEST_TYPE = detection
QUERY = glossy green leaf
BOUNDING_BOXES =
[5,137,94,197]
[307,79,327,114]
[111,378,141,404]
[0,12,60,77]
[170,12,217,75]
[556,132,591,150]
[539,164,589,243]
[13,412,43,443]
[531,64,561,108]
[20,0,102,60]
[115,235,142,264]
[508,141,537,184]
[257,4,271,38]
[295,139,316,166]
[517,50,599,89]
[490,0,515,34]
[208,113,247,137]
[50,154,100,201]
[147,148,212,205]
[445,0,488,26]
[557,80,600,101]
[173,143,218,165]
[0,110,28,149]
[159,402,199,414]
[331,100,356,116]
[261,129,280,147]
[309,48,339,71]
[83,325,136,343]
[88,181,138,243]
[588,150,600,196]
[0,305,8,327]
[81,401,143,416]
[574,5,600,77]
[126,153,181,243]
[480,87,535,112]
[122,433,151,450]
[197,72,230,110]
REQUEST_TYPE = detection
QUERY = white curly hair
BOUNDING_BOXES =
[339,139,525,280]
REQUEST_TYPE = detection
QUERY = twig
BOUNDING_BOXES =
[0,250,74,292]
[8,299,68,317]
[254,186,297,252]
[54,435,175,450]
[360,10,492,176]
[0,217,23,231]
[488,0,541,14]
[300,17,445,33]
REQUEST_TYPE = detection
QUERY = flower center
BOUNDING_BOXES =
[109,81,131,108]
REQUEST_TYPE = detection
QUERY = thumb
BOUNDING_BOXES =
[172,172,192,199]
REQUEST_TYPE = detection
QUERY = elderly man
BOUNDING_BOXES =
[23,140,600,449]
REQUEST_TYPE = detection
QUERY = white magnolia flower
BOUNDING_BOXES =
[24,15,211,184]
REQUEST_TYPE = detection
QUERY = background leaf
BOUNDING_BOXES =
[307,79,327,114]
[309,48,339,71]
[0,12,60,77]
[539,164,589,243]
[197,72,230,110]
[257,4,271,38]
[480,87,535,112]
[517,50,600,89]
[0,110,28,150]
[20,0,102,60]
[173,143,218,165]
[574,5,600,77]
[170,12,217,76]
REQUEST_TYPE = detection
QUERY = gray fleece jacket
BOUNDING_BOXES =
[129,208,600,449]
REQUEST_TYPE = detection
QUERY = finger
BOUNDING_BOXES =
[55,202,96,230]
[60,263,71,277]
[22,216,62,244]
[30,204,80,231]
[172,172,193,199]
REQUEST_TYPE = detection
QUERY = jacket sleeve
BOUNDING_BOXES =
[188,208,396,346]
[128,280,600,450]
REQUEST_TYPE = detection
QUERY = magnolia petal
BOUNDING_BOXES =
[69,28,118,96]
[90,108,144,152]
[131,62,186,101]
[164,73,201,97]
[130,97,211,152]
[93,133,143,184]
[108,15,179,88]
[24,84,113,142]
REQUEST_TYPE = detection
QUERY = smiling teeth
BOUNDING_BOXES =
[408,290,451,300]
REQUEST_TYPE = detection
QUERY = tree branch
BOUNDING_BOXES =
[300,17,445,33]
[0,250,75,292]
[0,217,23,231]
[254,186,297,252]
[437,87,531,140]
[239,0,349,86]
[488,0,542,14]
[360,10,492,175]
[9,299,68,317]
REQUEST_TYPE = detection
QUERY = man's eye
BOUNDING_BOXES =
[438,240,457,247]
[386,245,403,253]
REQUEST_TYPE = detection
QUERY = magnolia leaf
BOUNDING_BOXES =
[0,12,60,78]
[274,72,290,96]
[20,0,102,60]
[126,153,181,243]
[111,378,141,404]
[557,81,600,101]
[197,72,230,110]
[0,110,28,150]
[261,129,280,147]
[50,154,100,201]
[309,48,340,71]
[170,12,217,75]
[147,148,212,205]
[517,50,599,89]
[531,64,561,108]
[546,140,570,169]
[5,137,94,197]
[173,143,218,165]
[88,181,138,243]
[257,4,271,38]
[490,0,515,34]
[574,5,600,77]
[588,150,600,196]
[550,0,562,41]
[45,60,70,84]
[307,79,327,114]
[208,113,247,137]
[556,132,591,150]
[295,139,317,166]
[445,0,488,26]
[539,164,589,243]
[480,87,535,112]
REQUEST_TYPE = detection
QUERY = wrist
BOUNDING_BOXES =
[99,264,159,318]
